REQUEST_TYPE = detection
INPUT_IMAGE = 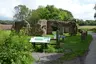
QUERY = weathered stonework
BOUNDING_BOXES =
[12,19,77,36]
[38,20,77,35]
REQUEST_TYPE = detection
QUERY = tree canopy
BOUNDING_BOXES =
[0,20,14,24]
[13,5,74,22]
[13,5,31,21]
[32,5,74,21]
[94,4,96,19]
[76,19,96,26]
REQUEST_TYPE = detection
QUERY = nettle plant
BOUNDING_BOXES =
[0,31,34,64]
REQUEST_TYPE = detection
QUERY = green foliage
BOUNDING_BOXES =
[32,33,92,59]
[59,9,73,21]
[94,4,96,19]
[13,4,74,28]
[28,10,40,26]
[76,19,96,26]
[76,19,85,26]
[14,5,31,21]
[0,30,10,45]
[60,34,92,60]
[31,5,73,21]
[0,31,34,64]
[89,28,96,33]
[44,45,56,53]
[78,26,96,31]
[0,20,14,24]
[34,33,92,60]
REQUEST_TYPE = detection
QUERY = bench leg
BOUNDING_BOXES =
[41,44,44,52]
[33,43,36,48]
[45,43,48,49]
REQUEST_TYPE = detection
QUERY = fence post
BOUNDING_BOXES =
[56,30,60,48]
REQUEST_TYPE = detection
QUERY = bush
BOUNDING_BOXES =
[89,28,96,32]
[0,31,34,64]
[44,45,56,53]
[0,30,10,45]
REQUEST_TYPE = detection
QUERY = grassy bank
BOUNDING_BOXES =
[60,34,92,60]
[33,33,92,60]
[78,26,96,30]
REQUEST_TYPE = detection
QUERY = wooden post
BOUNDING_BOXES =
[81,31,87,40]
[56,30,60,48]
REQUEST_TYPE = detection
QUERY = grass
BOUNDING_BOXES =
[43,33,92,60]
[78,25,96,33]
[60,34,92,60]
[33,32,92,60]
[78,26,96,30]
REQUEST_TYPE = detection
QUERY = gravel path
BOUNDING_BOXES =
[32,53,64,61]
[32,53,64,64]
[85,33,96,64]
[32,52,83,64]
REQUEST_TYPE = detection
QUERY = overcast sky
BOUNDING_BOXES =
[0,0,96,20]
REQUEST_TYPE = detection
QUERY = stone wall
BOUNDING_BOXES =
[12,19,77,36]
[46,20,77,35]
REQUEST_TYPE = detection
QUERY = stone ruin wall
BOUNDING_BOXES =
[38,20,77,35]
[47,21,53,34]
[37,19,47,35]
[12,19,77,36]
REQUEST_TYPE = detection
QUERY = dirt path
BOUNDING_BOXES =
[85,33,96,64]
[32,52,83,64]
[32,53,64,64]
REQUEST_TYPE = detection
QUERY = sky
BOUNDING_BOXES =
[0,0,96,20]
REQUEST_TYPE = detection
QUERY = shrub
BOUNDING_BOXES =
[0,31,34,64]
[44,45,56,53]
[0,30,10,45]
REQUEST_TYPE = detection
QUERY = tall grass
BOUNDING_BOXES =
[0,30,10,44]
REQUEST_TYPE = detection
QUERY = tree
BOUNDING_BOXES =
[27,10,40,27]
[45,5,60,20]
[32,5,74,21]
[59,9,73,21]
[94,4,96,19]
[0,20,14,24]
[13,5,31,21]
[13,5,31,34]
[36,6,50,20]
[76,19,85,26]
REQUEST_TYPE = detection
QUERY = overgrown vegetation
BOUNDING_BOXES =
[0,30,34,64]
